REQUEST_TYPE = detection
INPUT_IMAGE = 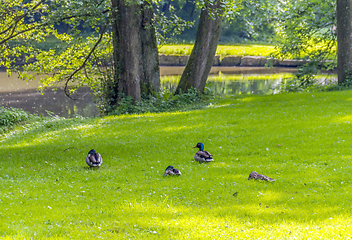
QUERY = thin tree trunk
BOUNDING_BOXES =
[175,0,223,94]
[337,0,352,84]
[109,0,120,107]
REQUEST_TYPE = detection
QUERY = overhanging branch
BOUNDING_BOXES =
[0,0,46,36]
[63,18,110,100]
[0,9,110,45]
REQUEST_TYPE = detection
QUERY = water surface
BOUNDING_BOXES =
[0,67,301,117]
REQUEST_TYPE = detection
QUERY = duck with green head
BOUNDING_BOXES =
[86,149,103,168]
[193,143,213,163]
[163,165,181,176]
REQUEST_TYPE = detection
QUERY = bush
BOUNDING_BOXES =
[107,87,212,115]
[273,77,352,93]
[0,107,32,133]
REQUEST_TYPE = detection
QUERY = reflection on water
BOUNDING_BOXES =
[160,66,298,76]
[208,79,281,95]
[0,87,99,117]
[162,79,280,95]
[0,72,100,117]
[161,72,290,95]
[0,67,317,117]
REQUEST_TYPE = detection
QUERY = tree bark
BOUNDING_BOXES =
[140,1,160,97]
[175,0,224,94]
[116,0,142,102]
[109,0,159,105]
[108,0,120,107]
[337,0,352,84]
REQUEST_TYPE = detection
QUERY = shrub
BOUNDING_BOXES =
[0,107,31,127]
[0,107,32,133]
[107,87,211,115]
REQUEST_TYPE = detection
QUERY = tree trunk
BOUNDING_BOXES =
[175,0,223,94]
[109,0,159,106]
[140,2,160,97]
[108,0,120,107]
[116,0,142,102]
[337,0,352,84]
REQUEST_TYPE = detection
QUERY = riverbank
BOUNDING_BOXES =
[6,54,310,69]
[1,90,352,239]
[0,68,299,117]
[159,54,309,67]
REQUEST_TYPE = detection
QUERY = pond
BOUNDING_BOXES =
[0,67,329,118]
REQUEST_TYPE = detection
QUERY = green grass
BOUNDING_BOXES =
[158,44,276,57]
[1,90,352,239]
[161,73,294,83]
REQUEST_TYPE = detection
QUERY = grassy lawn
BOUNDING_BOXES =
[1,90,352,239]
[158,44,276,57]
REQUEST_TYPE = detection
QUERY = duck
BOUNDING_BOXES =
[86,149,103,168]
[163,165,181,176]
[248,171,275,182]
[193,143,213,163]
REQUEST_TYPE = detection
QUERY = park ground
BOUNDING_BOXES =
[1,90,352,239]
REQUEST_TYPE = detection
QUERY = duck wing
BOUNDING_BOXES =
[173,168,181,175]
[197,150,212,159]
[94,153,102,164]
[88,154,98,163]
[248,171,275,181]
[204,151,212,158]
[86,153,103,166]
[164,169,174,176]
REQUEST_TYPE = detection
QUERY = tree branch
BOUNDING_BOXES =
[0,9,110,45]
[64,18,110,100]
[0,0,46,36]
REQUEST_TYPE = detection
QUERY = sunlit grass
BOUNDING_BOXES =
[207,73,293,81]
[158,44,276,57]
[160,73,294,83]
[1,90,352,239]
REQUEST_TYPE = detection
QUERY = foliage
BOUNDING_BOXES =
[107,87,211,115]
[0,0,110,90]
[275,0,336,58]
[1,91,352,238]
[154,6,195,45]
[194,0,238,19]
[272,73,352,93]
[0,0,53,72]
[0,107,32,133]
[221,0,277,43]
[341,70,352,87]
[275,61,334,92]
[273,0,337,86]
[158,43,276,57]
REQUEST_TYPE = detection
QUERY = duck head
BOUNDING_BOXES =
[193,143,204,151]
[88,149,96,155]
[165,165,174,171]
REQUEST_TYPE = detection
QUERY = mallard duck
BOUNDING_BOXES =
[86,149,103,168]
[248,171,275,182]
[193,143,213,163]
[163,165,181,176]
